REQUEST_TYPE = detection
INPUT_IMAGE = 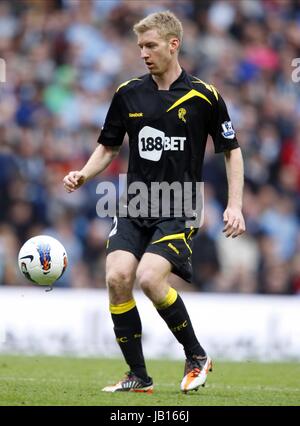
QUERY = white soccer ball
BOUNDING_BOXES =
[18,235,68,286]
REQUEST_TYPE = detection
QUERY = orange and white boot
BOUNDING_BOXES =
[180,355,212,393]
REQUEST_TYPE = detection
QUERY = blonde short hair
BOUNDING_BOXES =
[133,10,183,44]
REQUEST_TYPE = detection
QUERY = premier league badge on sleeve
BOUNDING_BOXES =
[221,121,235,139]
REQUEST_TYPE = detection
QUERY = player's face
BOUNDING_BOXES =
[137,29,178,76]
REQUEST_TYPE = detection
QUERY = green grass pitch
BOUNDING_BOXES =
[0,355,299,406]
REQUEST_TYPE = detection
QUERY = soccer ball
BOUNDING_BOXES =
[18,235,68,286]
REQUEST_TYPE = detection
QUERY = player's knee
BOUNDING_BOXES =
[106,269,133,293]
[136,269,158,296]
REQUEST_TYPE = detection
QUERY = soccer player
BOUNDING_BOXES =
[63,11,245,393]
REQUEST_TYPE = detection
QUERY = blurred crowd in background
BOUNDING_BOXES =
[1,0,300,294]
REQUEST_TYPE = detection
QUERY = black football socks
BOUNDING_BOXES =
[110,299,149,381]
[155,287,206,359]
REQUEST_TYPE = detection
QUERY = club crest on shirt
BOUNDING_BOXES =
[221,121,235,139]
[178,108,186,123]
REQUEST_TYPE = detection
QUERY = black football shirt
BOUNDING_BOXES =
[98,69,239,218]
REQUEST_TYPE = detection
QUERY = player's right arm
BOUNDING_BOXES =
[63,145,120,193]
[63,90,126,193]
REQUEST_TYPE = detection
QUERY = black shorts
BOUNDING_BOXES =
[106,217,198,283]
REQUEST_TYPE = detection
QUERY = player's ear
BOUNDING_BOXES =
[169,37,180,54]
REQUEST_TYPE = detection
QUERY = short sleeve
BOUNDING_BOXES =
[209,94,239,153]
[97,92,126,146]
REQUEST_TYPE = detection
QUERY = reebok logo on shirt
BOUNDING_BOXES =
[129,112,144,118]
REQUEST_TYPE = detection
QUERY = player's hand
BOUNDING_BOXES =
[63,171,86,193]
[222,207,246,238]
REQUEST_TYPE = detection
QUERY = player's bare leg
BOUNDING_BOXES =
[136,253,172,304]
[106,250,138,305]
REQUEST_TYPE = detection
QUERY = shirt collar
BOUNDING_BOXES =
[149,68,187,90]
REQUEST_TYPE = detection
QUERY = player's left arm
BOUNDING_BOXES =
[207,88,246,238]
[223,147,246,238]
